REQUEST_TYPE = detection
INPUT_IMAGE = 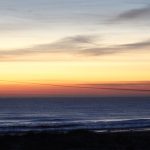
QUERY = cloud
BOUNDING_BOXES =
[112,5,150,22]
[47,35,98,51]
[121,40,150,49]
[80,82,150,92]
[81,40,150,55]
[0,35,98,56]
[0,35,150,60]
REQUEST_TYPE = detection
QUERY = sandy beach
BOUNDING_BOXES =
[0,130,150,150]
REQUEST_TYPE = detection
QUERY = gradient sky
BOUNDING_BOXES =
[0,0,150,96]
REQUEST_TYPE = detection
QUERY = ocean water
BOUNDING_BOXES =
[0,97,150,133]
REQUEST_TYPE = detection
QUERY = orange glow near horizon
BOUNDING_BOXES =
[0,82,150,97]
[0,59,150,96]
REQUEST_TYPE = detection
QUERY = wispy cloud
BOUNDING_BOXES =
[0,35,99,56]
[0,35,150,60]
[81,81,150,92]
[112,5,150,22]
[80,39,150,55]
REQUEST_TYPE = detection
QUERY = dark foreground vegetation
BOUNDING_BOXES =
[0,130,150,150]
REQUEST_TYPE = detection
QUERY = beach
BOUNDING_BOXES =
[0,130,150,150]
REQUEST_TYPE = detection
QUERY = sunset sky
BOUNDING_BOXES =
[0,0,150,96]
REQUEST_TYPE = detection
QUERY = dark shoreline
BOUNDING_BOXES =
[1,130,150,150]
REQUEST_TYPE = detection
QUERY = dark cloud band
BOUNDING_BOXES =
[112,5,150,22]
[0,35,150,60]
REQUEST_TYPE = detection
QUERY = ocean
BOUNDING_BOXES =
[0,97,150,134]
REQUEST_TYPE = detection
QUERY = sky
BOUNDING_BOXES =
[0,0,150,96]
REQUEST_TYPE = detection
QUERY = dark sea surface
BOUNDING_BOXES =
[0,97,150,133]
